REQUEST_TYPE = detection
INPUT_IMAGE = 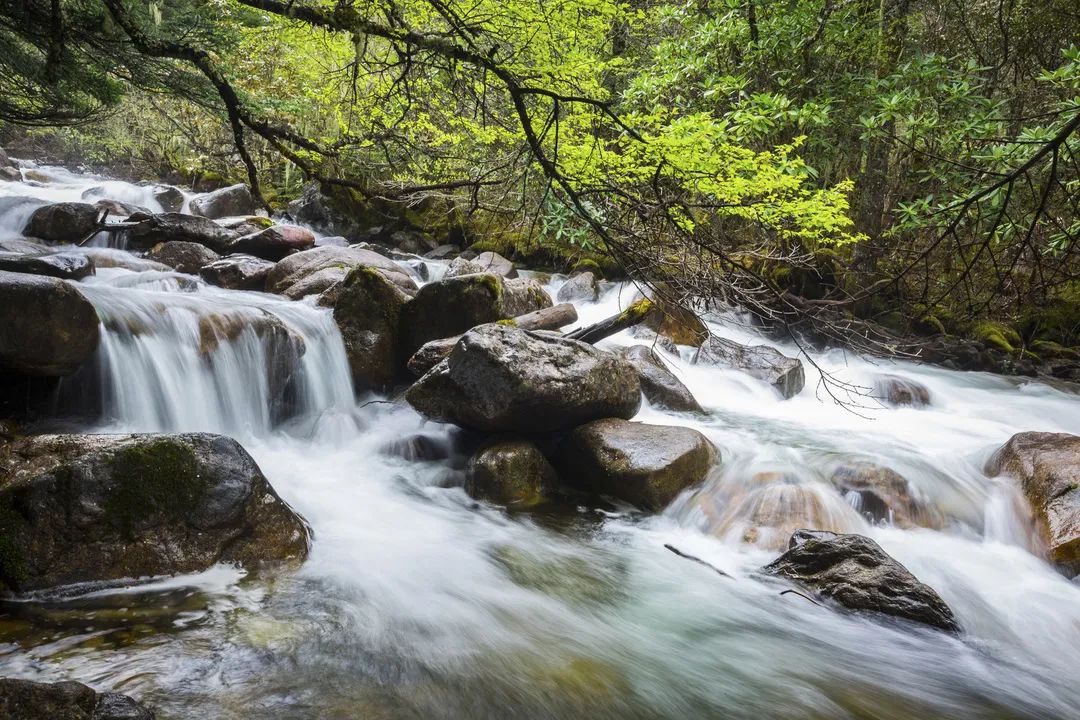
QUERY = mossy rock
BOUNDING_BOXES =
[0,433,309,594]
[973,321,1022,353]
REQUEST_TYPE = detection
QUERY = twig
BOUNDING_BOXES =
[664,543,732,578]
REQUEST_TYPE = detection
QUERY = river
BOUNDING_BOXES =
[1,163,1078,719]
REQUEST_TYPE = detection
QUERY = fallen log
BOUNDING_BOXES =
[406,303,579,376]
[565,298,656,344]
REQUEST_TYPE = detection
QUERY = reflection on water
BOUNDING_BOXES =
[2,170,1080,719]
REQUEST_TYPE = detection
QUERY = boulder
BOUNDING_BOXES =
[873,375,930,407]
[0,432,309,593]
[472,250,518,278]
[556,271,600,302]
[265,245,416,299]
[189,183,255,219]
[986,432,1080,571]
[692,336,805,399]
[424,244,459,260]
[199,254,275,290]
[762,531,959,632]
[443,256,486,279]
[465,440,558,506]
[0,678,154,720]
[0,167,19,182]
[23,202,100,244]
[389,228,439,255]
[332,266,413,392]
[227,224,316,261]
[829,462,942,529]
[0,252,94,280]
[405,324,641,433]
[151,184,185,212]
[399,274,552,355]
[126,212,238,253]
[0,271,100,375]
[552,418,715,511]
[617,345,701,412]
[641,298,708,347]
[93,198,150,218]
[146,241,222,274]
[0,238,50,255]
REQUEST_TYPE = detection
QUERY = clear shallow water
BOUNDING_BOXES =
[2,172,1080,719]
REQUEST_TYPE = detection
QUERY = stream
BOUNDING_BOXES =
[2,164,1080,719]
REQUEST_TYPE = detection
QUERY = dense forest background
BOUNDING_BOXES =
[2,0,1079,368]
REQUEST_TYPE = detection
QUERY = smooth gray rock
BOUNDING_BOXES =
[126,212,238,253]
[24,202,100,244]
[617,345,701,412]
[332,265,413,391]
[556,271,599,302]
[189,183,255,219]
[265,245,416,299]
[227,224,316,261]
[406,324,640,433]
[199,254,275,290]
[692,336,805,399]
[466,440,558,506]
[0,271,99,375]
[0,252,94,280]
[145,241,221,274]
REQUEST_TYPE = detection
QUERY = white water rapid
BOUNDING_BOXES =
[2,165,1080,720]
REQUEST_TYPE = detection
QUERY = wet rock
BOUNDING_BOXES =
[443,256,486,279]
[641,298,708,347]
[227,224,316,261]
[424,244,459,260]
[762,531,959,632]
[146,241,221,274]
[0,238,49,255]
[332,265,413,392]
[406,324,640,433]
[627,324,680,354]
[92,198,150,218]
[0,678,154,720]
[151,184,185,212]
[0,432,309,593]
[466,440,558,506]
[0,167,19,182]
[0,271,100,376]
[189,183,255,219]
[557,271,599,303]
[81,248,170,273]
[390,228,439,255]
[126,212,238,253]
[692,336,805,399]
[399,274,552,355]
[199,254,275,290]
[873,375,931,407]
[617,345,701,412]
[0,252,94,280]
[829,463,941,529]
[472,251,518,278]
[265,245,416,300]
[23,202,100,244]
[986,432,1080,571]
[553,419,715,511]
[378,432,454,462]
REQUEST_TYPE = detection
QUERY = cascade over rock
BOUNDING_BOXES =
[0,432,310,594]
[405,324,640,433]
[986,432,1080,571]
[692,336,805,399]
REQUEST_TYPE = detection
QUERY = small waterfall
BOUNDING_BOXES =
[68,270,354,436]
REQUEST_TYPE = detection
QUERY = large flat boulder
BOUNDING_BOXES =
[762,531,959,632]
[0,432,309,594]
[189,183,255,219]
[126,212,238,253]
[986,432,1080,571]
[692,336,805,399]
[332,266,413,392]
[23,202,100,244]
[472,250,518,278]
[405,324,640,433]
[146,241,221,274]
[617,345,701,412]
[227,224,316,261]
[0,252,94,280]
[199,254,275,290]
[552,419,715,511]
[399,274,552,355]
[265,245,416,299]
[556,271,599,302]
[0,678,153,720]
[0,271,100,375]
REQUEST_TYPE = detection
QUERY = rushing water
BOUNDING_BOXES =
[2,167,1080,719]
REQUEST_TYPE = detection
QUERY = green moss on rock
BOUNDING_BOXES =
[104,439,206,538]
